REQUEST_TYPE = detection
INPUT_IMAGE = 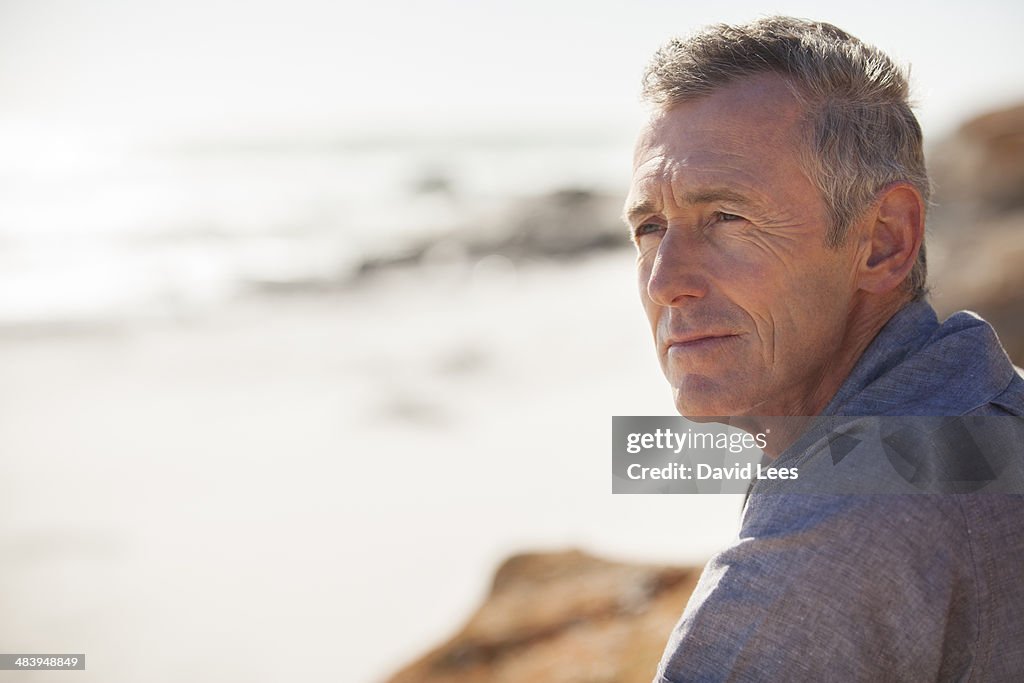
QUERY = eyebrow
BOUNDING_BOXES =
[682,188,756,207]
[623,187,761,225]
[623,199,658,226]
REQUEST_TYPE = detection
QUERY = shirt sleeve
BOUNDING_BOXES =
[654,494,977,683]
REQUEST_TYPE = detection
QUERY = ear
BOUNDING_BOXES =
[856,183,925,295]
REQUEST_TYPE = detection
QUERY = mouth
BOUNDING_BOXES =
[665,333,742,352]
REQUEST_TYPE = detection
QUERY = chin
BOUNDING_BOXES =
[672,391,741,420]
[670,375,748,418]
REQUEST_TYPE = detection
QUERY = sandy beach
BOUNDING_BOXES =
[0,250,744,682]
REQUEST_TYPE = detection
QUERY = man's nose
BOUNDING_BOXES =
[645,228,709,306]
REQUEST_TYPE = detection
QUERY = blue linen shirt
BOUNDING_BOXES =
[655,301,1024,682]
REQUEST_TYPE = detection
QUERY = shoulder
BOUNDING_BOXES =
[760,414,1024,495]
[829,304,1023,416]
[656,493,978,682]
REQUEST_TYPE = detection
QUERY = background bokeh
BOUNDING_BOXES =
[1,1,1022,681]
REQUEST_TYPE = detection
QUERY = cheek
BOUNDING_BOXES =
[707,234,776,283]
[713,249,780,317]
[635,243,657,282]
[759,258,854,356]
[636,254,658,325]
[712,247,824,357]
[635,251,652,289]
[787,251,858,319]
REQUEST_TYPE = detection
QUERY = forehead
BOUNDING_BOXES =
[629,74,815,210]
[634,73,806,165]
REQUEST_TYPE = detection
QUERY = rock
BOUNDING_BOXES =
[385,550,699,683]
[930,102,1024,218]
[485,188,628,259]
[929,213,1024,365]
[353,188,629,281]
[926,100,1024,365]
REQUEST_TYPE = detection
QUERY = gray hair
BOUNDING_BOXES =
[642,16,929,300]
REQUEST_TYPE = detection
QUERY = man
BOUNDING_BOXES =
[625,17,1024,681]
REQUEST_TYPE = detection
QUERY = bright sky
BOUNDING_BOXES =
[1,0,1022,142]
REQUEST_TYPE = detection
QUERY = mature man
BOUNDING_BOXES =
[625,17,1024,681]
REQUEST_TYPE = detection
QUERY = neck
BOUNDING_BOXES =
[746,292,914,457]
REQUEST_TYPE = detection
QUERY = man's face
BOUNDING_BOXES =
[626,74,863,417]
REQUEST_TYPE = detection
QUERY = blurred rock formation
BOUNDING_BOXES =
[385,550,698,683]
[354,188,629,279]
[928,102,1024,364]
[930,103,1024,217]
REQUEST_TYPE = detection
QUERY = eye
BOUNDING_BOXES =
[633,222,665,241]
[714,211,744,223]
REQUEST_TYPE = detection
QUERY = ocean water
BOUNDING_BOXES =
[0,126,633,326]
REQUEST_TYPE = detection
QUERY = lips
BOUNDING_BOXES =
[664,333,742,353]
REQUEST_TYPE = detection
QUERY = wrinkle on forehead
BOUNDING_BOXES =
[626,148,788,220]
[627,74,817,219]
[633,73,807,168]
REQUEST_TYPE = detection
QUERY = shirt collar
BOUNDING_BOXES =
[821,300,1017,416]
